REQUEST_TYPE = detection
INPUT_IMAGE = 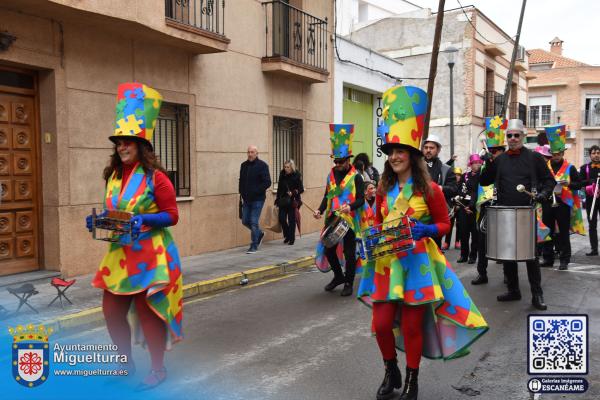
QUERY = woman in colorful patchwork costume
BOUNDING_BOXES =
[86,82,183,390]
[358,85,488,400]
[314,124,365,297]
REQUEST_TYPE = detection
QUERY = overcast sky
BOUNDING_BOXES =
[416,0,600,65]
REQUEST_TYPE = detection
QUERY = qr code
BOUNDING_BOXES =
[528,315,587,374]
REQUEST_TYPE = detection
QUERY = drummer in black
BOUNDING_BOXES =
[314,124,365,297]
[457,154,483,264]
[580,145,600,256]
[479,119,554,311]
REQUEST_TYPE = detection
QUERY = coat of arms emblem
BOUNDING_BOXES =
[9,324,53,388]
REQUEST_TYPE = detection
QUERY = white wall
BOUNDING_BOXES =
[336,0,420,35]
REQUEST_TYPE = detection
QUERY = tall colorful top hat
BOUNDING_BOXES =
[110,82,163,147]
[484,115,507,148]
[545,124,566,153]
[329,124,354,159]
[377,85,428,155]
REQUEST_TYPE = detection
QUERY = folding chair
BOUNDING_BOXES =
[7,283,39,314]
[48,277,76,309]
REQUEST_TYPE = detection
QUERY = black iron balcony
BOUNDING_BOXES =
[583,109,600,127]
[261,1,329,83]
[484,91,504,117]
[165,0,225,36]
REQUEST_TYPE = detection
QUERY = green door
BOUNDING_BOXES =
[343,87,373,160]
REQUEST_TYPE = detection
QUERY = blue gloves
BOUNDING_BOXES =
[410,219,439,241]
[86,211,107,232]
[130,212,173,236]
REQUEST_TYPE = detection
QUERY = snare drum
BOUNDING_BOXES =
[320,215,350,248]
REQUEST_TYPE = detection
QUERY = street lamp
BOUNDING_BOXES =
[444,46,458,157]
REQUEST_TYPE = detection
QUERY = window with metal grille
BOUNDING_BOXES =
[272,116,303,185]
[528,105,552,127]
[153,103,191,197]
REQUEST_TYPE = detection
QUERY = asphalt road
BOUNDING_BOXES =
[62,245,600,400]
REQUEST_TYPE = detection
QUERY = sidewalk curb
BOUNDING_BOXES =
[46,255,316,336]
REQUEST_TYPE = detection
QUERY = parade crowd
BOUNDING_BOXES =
[85,81,599,399]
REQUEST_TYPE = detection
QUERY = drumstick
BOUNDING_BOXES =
[516,184,535,198]
[302,202,318,214]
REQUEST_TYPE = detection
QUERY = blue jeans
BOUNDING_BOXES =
[242,200,265,249]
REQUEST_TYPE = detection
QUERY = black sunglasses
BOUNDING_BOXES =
[333,159,346,165]
[506,133,521,139]
[490,148,504,154]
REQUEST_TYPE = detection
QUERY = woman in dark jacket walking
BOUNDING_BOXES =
[276,160,304,245]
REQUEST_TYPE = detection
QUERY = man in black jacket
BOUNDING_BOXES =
[480,119,555,310]
[423,134,458,247]
[579,145,600,256]
[239,145,271,254]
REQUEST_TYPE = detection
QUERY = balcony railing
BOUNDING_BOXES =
[165,0,225,36]
[528,109,564,129]
[262,1,328,71]
[484,91,504,117]
[583,109,600,127]
[509,102,527,125]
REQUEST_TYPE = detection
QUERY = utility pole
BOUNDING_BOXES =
[500,0,527,117]
[422,0,446,145]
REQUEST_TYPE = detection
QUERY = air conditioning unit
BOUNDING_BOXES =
[516,45,525,62]
[567,130,576,139]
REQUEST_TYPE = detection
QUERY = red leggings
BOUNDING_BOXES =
[372,302,426,369]
[102,290,166,370]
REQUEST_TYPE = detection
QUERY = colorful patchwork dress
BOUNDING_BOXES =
[358,179,488,360]
[315,166,362,272]
[92,163,184,344]
[548,160,586,235]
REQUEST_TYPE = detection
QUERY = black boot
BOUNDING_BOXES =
[532,294,547,310]
[399,366,419,400]
[585,250,598,256]
[456,257,468,263]
[376,359,402,400]
[471,275,488,285]
[324,275,345,292]
[497,290,522,302]
[340,283,353,297]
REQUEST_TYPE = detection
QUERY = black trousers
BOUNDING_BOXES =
[325,228,356,284]
[459,209,478,260]
[278,206,296,242]
[476,227,488,276]
[541,202,571,264]
[586,195,600,252]
[443,216,455,247]
[503,260,543,296]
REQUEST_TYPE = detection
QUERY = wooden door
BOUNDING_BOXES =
[0,83,40,275]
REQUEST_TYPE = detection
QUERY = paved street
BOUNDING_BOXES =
[60,235,600,400]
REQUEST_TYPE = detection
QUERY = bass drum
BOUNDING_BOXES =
[486,206,536,261]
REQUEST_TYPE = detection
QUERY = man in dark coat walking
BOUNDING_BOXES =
[239,145,271,253]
